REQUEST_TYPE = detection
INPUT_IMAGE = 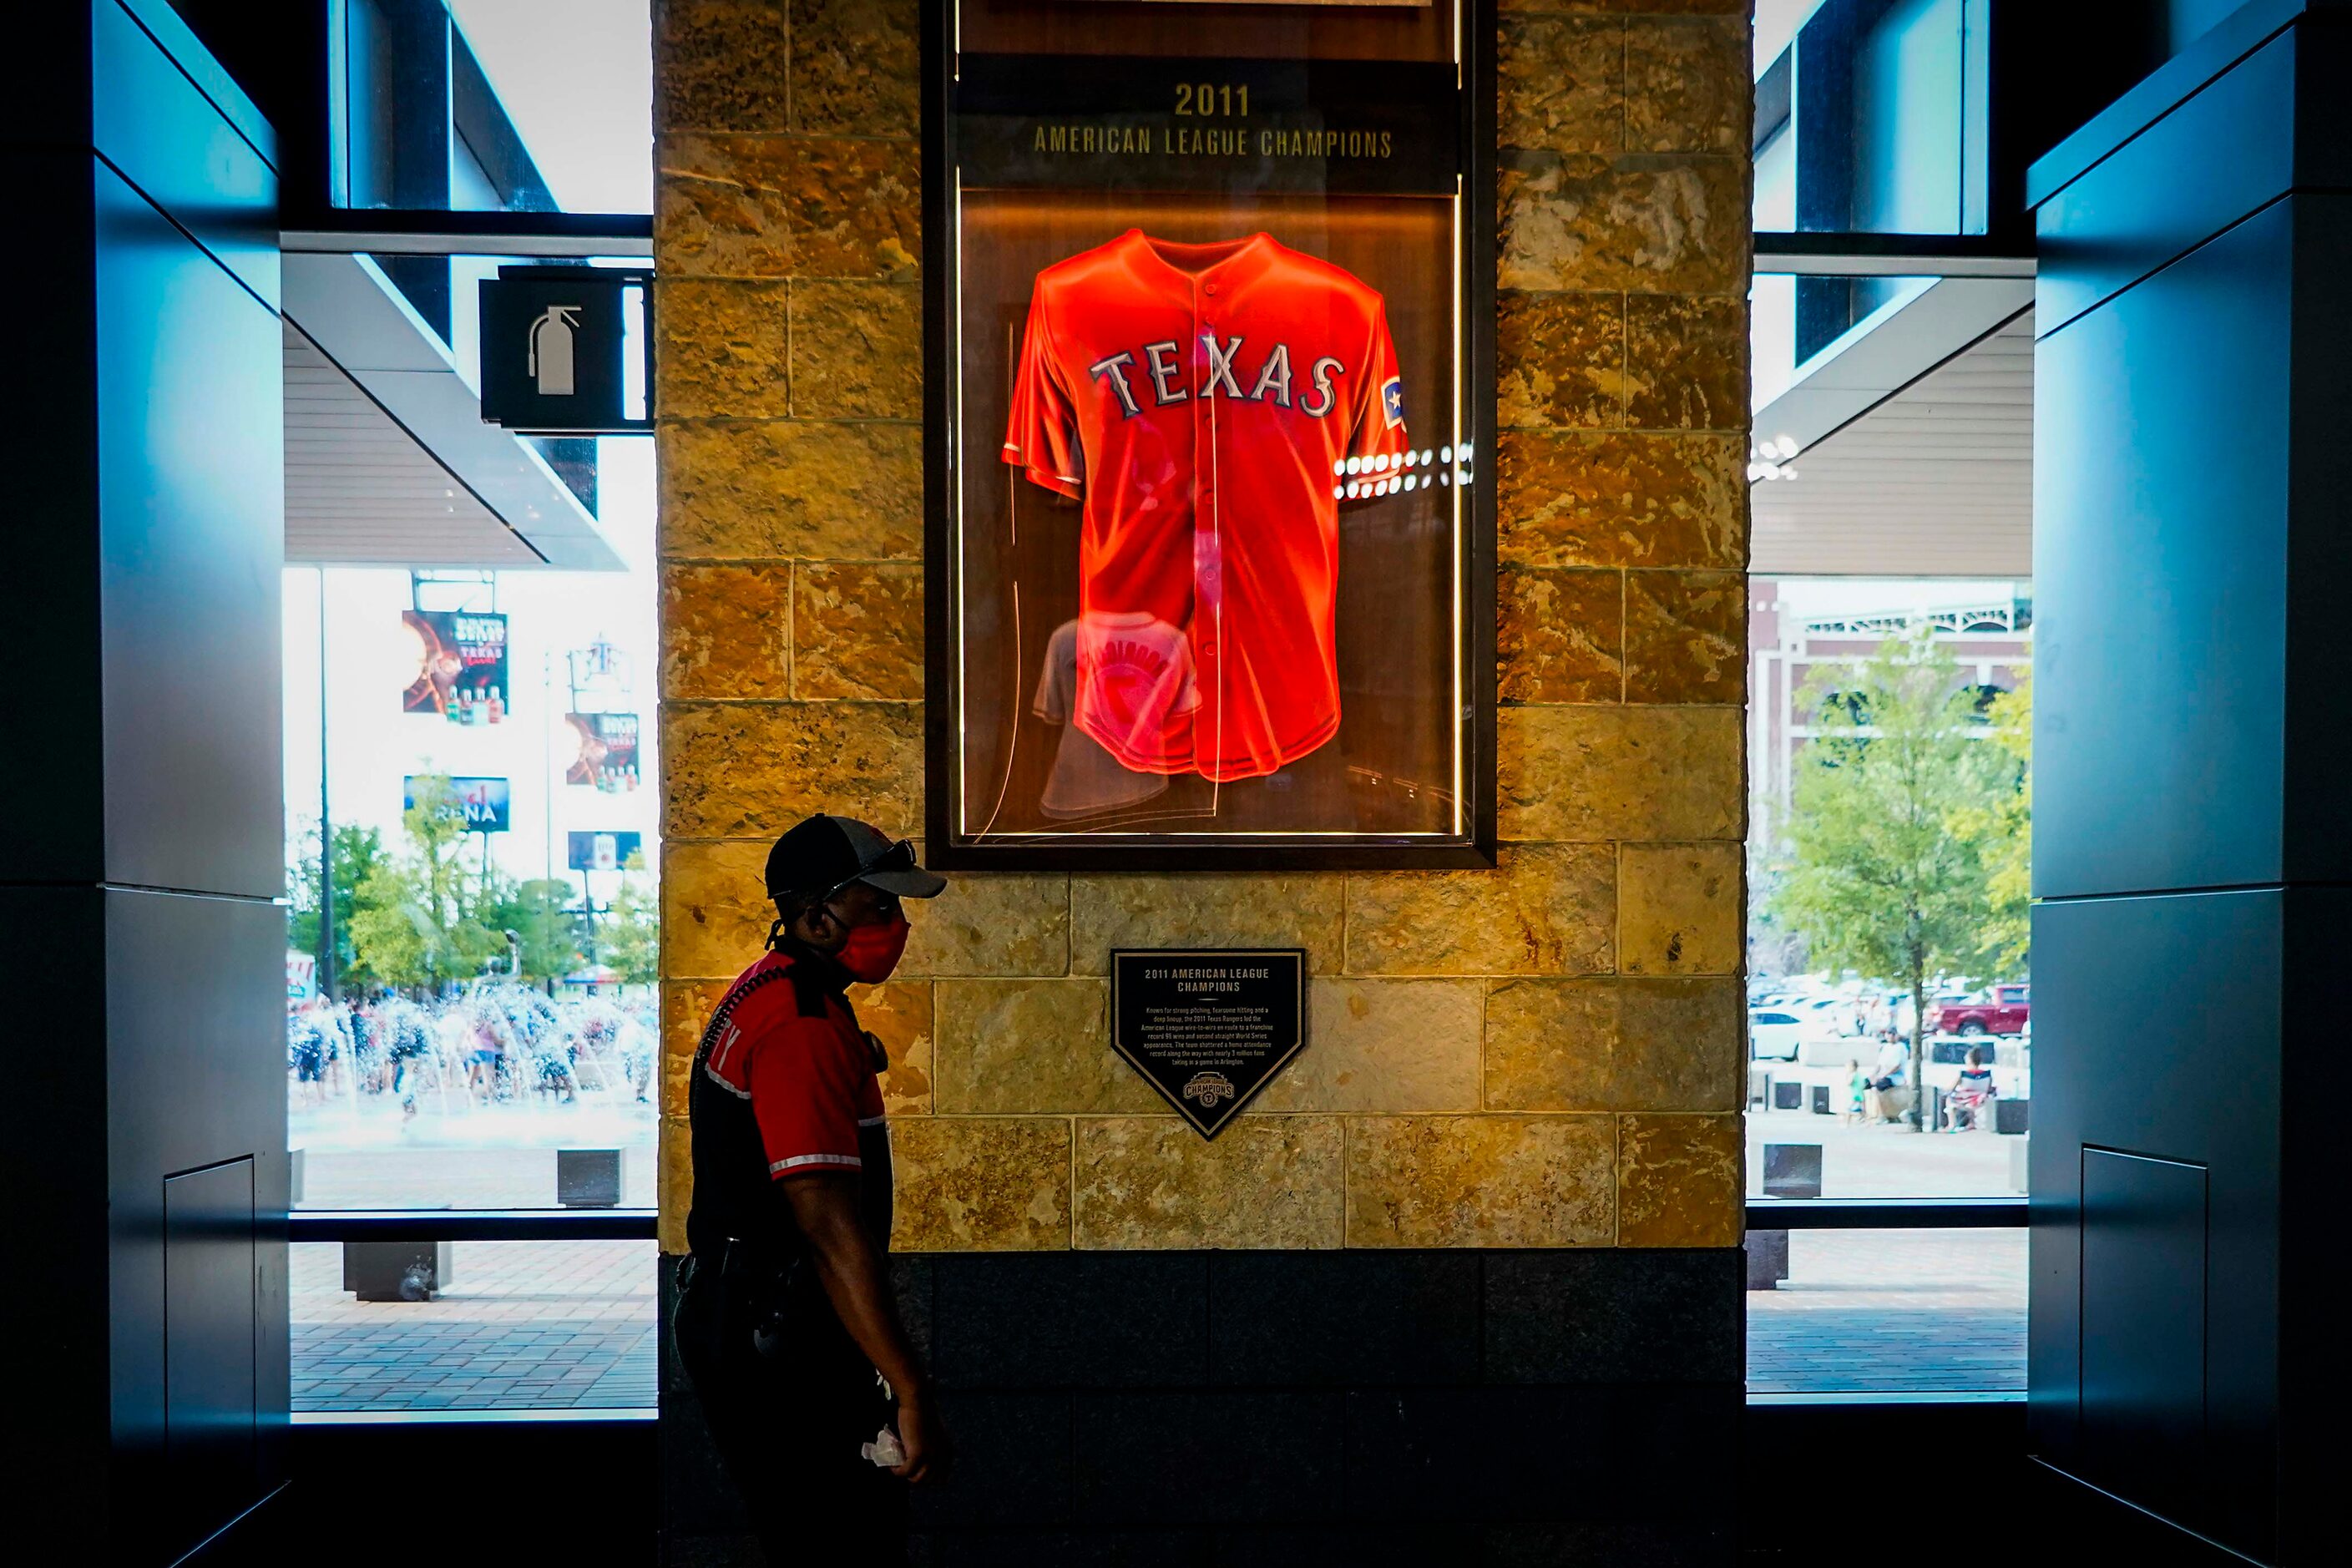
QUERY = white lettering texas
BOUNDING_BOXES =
[1089,336,1346,419]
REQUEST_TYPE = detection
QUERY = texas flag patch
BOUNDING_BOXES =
[1382,377,1405,429]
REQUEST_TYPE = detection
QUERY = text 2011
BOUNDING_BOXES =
[1173,83,1249,118]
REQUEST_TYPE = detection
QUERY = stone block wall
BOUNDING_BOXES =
[652,0,1751,1259]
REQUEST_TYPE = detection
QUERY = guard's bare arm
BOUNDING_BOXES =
[780,1173,951,1482]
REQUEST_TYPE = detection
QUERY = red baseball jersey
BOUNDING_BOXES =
[1002,230,1413,783]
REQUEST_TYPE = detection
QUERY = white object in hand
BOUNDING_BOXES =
[861,1427,906,1469]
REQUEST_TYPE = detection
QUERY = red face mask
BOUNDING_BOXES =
[836,912,910,984]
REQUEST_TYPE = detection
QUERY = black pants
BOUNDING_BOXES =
[675,1253,908,1563]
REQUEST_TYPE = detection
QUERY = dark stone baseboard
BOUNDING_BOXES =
[662,1248,1742,1565]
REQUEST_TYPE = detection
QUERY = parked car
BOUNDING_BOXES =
[1935,984,2030,1036]
[1748,1010,1805,1062]
[1788,995,1862,1034]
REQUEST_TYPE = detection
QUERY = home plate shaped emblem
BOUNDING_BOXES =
[1110,949,1306,1139]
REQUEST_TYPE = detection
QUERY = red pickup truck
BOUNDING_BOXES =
[1935,984,2029,1036]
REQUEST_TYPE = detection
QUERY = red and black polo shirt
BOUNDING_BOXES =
[685,946,893,1259]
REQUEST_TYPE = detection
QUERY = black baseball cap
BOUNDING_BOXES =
[765,814,946,903]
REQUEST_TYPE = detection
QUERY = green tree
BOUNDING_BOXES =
[599,850,660,986]
[1744,841,1807,977]
[1951,654,2032,977]
[286,820,389,993]
[1770,622,2010,1129]
[348,773,502,991]
[481,877,586,984]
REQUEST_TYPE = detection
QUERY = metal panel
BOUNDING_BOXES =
[2030,891,2280,1562]
[2034,204,2291,900]
[164,1157,259,1561]
[0,149,105,887]
[2034,29,2296,334]
[108,888,289,1565]
[94,157,285,900]
[2,886,111,1530]
[89,0,278,308]
[2079,1149,2209,1532]
[2280,191,2352,884]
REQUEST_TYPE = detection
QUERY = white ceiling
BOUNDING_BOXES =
[1751,311,2035,578]
[284,321,546,568]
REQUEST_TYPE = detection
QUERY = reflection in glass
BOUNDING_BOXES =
[1033,617,1184,822]
[940,0,1480,857]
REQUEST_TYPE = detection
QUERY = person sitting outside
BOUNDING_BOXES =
[1864,1038,1912,1124]
[1947,1045,1998,1131]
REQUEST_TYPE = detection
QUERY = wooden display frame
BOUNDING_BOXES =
[922,0,1496,871]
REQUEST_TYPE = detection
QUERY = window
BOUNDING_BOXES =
[1752,0,1988,238]
[286,0,659,1417]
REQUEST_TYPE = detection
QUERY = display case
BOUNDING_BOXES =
[923,0,1495,868]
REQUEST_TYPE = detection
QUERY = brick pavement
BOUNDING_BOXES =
[1747,1230,2026,1394]
[290,1142,2024,1410]
[293,1227,2021,1409]
[292,1241,656,1412]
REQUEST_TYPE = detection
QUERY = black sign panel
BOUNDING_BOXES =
[957,55,1459,195]
[1110,949,1306,1138]
[478,266,654,434]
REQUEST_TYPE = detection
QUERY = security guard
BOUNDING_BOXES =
[676,814,952,1561]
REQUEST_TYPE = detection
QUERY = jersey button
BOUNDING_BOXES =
[1205,283,1218,296]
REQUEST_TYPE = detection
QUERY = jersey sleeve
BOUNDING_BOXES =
[1003,282,1085,499]
[746,1016,873,1178]
[1345,301,1412,470]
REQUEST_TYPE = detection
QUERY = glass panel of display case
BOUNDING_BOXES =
[927,0,1494,867]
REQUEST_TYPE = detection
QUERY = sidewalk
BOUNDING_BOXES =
[292,1240,656,1412]
[1747,1101,2023,1196]
[1748,1230,2026,1394]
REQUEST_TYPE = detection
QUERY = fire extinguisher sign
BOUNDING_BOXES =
[477,266,655,434]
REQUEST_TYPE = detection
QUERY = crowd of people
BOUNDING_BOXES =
[287,985,657,1117]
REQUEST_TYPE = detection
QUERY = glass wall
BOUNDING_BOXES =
[1753,0,1986,238]
[333,0,651,214]
[1745,577,2031,1197]
[1748,1230,2024,1397]
[293,1241,657,1413]
[286,1,660,1414]
[283,432,659,1215]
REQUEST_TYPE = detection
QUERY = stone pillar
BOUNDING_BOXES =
[655,1,1750,1557]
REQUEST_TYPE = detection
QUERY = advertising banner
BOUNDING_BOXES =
[567,831,644,873]
[402,609,511,724]
[286,950,317,1012]
[565,711,642,791]
[405,775,512,832]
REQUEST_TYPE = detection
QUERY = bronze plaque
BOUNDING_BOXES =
[1110,949,1306,1137]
